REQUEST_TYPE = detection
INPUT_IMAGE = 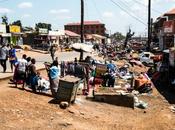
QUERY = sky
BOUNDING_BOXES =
[0,0,175,36]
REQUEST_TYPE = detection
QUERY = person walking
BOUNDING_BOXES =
[0,44,9,73]
[49,44,57,61]
[49,60,60,98]
[9,45,17,72]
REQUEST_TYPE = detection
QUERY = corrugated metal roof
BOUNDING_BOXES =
[165,8,175,15]
[65,30,80,37]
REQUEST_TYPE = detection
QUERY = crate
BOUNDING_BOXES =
[57,75,81,104]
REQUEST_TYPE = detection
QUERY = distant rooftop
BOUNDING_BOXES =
[164,8,175,15]
[65,30,80,37]
[66,21,104,26]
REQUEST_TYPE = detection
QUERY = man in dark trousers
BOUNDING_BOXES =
[0,44,9,72]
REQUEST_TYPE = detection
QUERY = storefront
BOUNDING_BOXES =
[9,25,23,45]
[0,24,11,45]
[33,28,49,50]
[48,31,61,45]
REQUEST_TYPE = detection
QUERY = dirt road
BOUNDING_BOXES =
[0,71,175,130]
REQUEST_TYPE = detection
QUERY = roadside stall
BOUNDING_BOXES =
[48,31,60,46]
[33,28,49,50]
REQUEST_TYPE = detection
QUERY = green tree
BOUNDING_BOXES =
[35,22,52,31]
[111,32,125,42]
[12,20,22,27]
[1,15,8,25]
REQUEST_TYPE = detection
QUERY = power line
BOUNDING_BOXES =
[117,0,146,22]
[84,0,89,20]
[91,0,104,22]
[131,0,162,14]
[110,0,147,26]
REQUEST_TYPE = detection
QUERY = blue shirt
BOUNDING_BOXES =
[9,48,16,57]
[107,63,116,72]
[49,66,60,79]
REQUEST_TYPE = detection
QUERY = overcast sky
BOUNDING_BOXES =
[0,0,175,35]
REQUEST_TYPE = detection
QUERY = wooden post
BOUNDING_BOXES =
[80,0,84,61]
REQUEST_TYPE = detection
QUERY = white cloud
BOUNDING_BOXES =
[0,7,11,13]
[49,9,71,19]
[49,9,70,14]
[18,2,33,9]
[102,11,114,18]
[22,14,31,18]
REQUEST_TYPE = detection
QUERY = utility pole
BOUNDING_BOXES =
[80,0,84,61]
[147,0,151,51]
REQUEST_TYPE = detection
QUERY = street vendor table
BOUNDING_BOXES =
[57,75,81,104]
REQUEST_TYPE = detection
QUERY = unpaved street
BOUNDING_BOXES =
[0,70,175,130]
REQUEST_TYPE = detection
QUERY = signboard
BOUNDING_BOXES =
[163,20,174,34]
[9,25,21,33]
[0,24,6,33]
[95,64,107,78]
[1,33,11,37]
[48,31,60,36]
[39,28,48,34]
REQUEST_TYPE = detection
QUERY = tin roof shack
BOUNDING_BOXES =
[0,24,11,44]
[85,34,106,44]
[33,28,49,51]
[65,30,80,44]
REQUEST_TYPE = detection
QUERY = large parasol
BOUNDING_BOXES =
[71,43,94,53]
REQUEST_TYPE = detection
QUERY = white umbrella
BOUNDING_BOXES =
[71,43,93,53]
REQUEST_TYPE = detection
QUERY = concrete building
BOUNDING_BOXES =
[64,21,106,36]
[154,8,175,50]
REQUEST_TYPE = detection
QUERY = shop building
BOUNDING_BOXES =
[154,8,175,50]
[64,21,106,36]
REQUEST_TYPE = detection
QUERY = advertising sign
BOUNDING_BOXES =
[39,28,48,34]
[95,64,107,78]
[9,25,21,33]
[0,24,6,33]
[163,20,174,34]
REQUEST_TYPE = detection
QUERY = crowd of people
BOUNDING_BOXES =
[0,43,125,99]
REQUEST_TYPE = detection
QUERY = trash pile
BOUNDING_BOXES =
[80,47,157,109]
[41,44,161,109]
